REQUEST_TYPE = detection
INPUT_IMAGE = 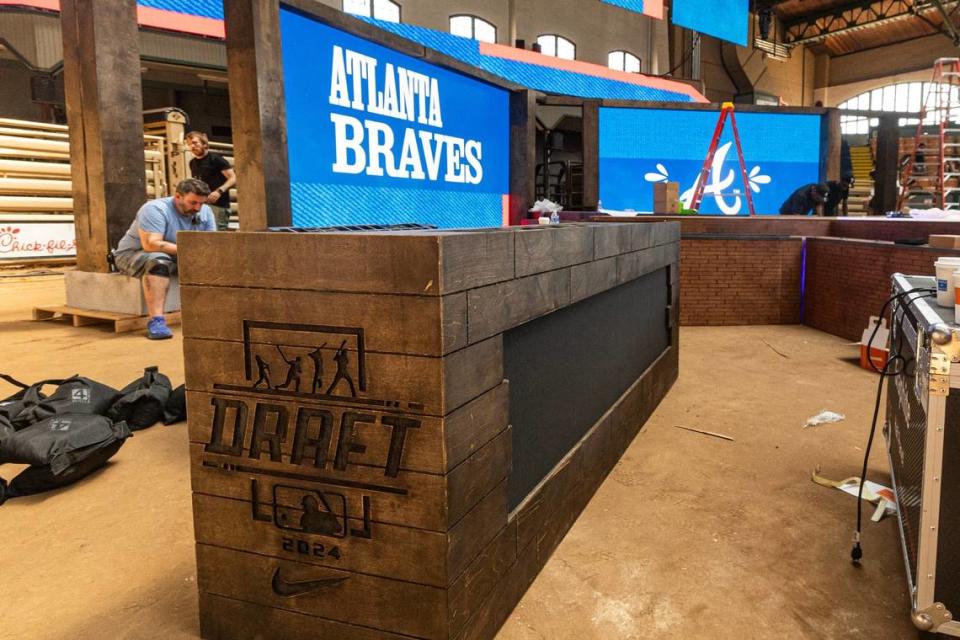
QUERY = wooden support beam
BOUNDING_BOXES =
[582,100,600,209]
[825,108,841,182]
[875,114,900,214]
[60,0,146,273]
[224,0,292,230]
[509,91,536,226]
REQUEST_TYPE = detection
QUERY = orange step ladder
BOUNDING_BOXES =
[689,102,756,216]
[899,58,960,211]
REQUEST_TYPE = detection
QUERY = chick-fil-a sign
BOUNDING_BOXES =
[0,223,77,260]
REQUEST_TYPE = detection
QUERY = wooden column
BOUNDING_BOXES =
[509,91,536,225]
[824,108,841,182]
[224,0,292,230]
[60,0,146,273]
[875,114,901,214]
[582,100,600,210]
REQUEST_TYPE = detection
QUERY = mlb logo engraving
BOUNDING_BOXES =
[50,418,71,431]
[271,485,348,538]
[71,388,91,403]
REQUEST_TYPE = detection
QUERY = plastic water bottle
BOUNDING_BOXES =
[550,211,559,225]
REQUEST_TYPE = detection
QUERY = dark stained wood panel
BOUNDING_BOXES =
[183,224,679,640]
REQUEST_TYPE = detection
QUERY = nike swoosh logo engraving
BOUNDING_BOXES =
[271,568,349,597]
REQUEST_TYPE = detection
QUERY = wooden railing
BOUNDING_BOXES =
[0,117,167,220]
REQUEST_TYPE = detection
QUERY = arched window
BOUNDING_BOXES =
[537,34,576,60]
[838,81,960,134]
[450,15,497,43]
[342,0,401,23]
[608,50,641,73]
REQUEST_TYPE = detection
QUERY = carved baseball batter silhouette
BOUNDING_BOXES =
[307,343,326,395]
[325,340,357,397]
[275,346,304,393]
[252,355,272,389]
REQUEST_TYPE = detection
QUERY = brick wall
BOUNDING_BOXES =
[594,217,960,334]
[680,237,802,326]
[598,216,960,242]
[804,238,960,341]
[622,216,832,237]
[829,219,960,242]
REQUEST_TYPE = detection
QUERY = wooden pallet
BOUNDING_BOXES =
[32,305,181,334]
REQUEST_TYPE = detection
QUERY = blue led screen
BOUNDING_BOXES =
[601,0,648,13]
[280,7,511,229]
[672,0,749,46]
[599,107,822,215]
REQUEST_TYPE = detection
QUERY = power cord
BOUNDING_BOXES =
[657,33,701,78]
[852,287,935,566]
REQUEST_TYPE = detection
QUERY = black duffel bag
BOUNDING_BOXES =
[0,413,131,504]
[108,366,172,430]
[163,384,187,425]
[0,373,38,424]
[1,374,121,430]
[0,414,13,445]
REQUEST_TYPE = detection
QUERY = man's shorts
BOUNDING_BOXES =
[113,249,178,278]
[210,205,231,231]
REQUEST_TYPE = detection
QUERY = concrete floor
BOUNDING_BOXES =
[0,271,920,640]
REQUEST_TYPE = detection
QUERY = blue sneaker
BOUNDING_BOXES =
[146,316,173,340]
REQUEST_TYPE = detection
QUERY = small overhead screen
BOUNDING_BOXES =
[672,0,749,46]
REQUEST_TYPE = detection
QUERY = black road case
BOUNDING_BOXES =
[887,273,960,635]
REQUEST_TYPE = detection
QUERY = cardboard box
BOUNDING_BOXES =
[653,181,679,213]
[929,234,960,249]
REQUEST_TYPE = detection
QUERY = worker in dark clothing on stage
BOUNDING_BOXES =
[186,131,236,231]
[823,177,853,217]
[779,183,828,215]
[840,140,854,185]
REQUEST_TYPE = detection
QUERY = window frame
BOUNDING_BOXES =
[838,81,960,134]
[537,34,577,60]
[608,50,642,73]
[449,14,498,43]
[342,0,402,22]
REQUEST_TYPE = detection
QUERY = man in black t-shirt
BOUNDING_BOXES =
[186,130,236,231]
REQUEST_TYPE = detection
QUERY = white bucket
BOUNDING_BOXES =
[935,257,960,306]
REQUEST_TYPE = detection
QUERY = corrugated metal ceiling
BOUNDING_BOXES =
[773,0,955,55]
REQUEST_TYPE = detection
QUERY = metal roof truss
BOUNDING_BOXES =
[783,0,958,46]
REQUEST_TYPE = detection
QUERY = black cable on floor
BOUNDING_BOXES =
[853,287,935,565]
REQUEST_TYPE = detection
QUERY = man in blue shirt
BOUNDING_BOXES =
[113,178,216,339]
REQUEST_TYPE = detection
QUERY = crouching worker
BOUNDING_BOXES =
[113,178,216,340]
[779,183,829,216]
